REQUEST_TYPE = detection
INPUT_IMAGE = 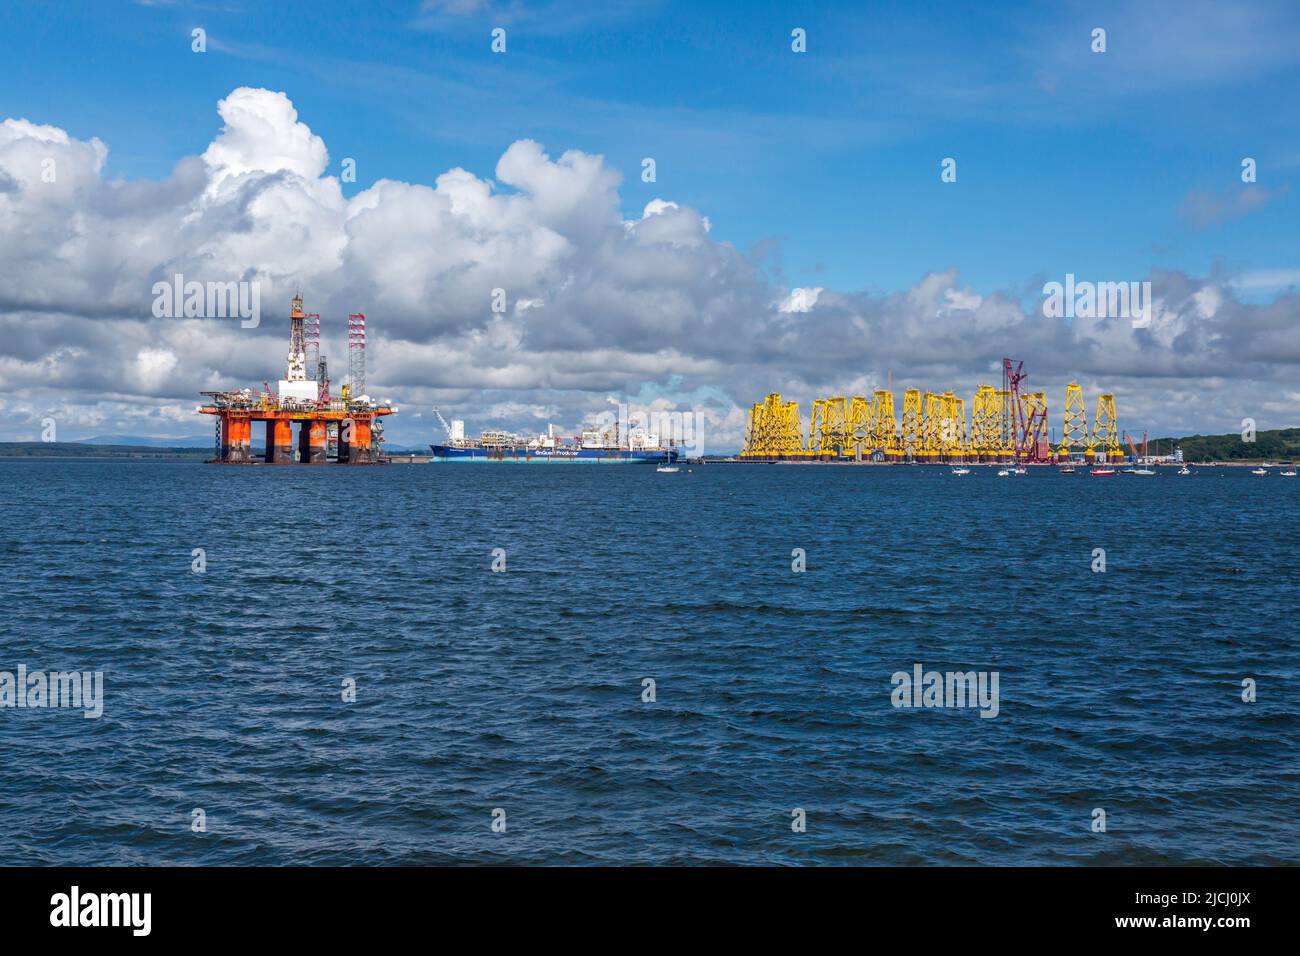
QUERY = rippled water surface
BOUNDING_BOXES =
[2,460,1297,865]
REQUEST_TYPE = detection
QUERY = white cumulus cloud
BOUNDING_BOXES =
[0,87,1298,447]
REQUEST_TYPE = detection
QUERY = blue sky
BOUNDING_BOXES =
[6,0,1297,301]
[1,0,1299,448]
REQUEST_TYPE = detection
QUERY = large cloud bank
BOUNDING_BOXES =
[0,87,1297,446]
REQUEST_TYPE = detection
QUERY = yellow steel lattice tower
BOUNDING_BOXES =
[920,392,943,460]
[939,393,965,460]
[996,389,1016,459]
[740,393,806,459]
[970,385,999,460]
[900,388,922,460]
[807,399,826,456]
[1060,382,1089,458]
[1091,393,1120,461]
[780,398,809,459]
[848,395,874,458]
[940,393,968,460]
[742,401,760,457]
[817,396,851,458]
[873,389,899,457]
[740,398,772,459]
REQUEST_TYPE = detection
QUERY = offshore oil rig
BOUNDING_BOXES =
[740,358,1123,463]
[198,294,396,464]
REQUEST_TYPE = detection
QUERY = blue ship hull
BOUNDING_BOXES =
[429,445,677,464]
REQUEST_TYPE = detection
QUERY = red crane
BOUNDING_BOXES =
[1003,358,1026,461]
[1002,357,1047,461]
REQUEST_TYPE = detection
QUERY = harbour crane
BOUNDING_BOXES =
[431,406,455,441]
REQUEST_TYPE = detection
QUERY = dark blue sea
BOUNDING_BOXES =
[2,460,1297,865]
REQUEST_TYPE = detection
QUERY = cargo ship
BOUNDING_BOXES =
[429,415,679,464]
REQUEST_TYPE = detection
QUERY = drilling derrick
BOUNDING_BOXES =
[316,356,330,403]
[900,388,922,460]
[873,389,900,458]
[348,312,367,400]
[1060,382,1089,459]
[303,312,321,375]
[848,395,874,459]
[1091,393,1120,462]
[287,294,308,382]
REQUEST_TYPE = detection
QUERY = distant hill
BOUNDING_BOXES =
[0,442,208,459]
[82,434,214,447]
[1151,427,1300,462]
[85,434,427,452]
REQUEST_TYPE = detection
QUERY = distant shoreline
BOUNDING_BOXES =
[4,428,1298,465]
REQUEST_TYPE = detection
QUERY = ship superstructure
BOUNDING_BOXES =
[430,414,677,464]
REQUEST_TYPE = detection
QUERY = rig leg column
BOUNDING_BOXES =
[337,422,351,463]
[307,421,327,463]
[219,413,233,461]
[348,419,373,464]
[227,418,251,463]
[271,419,294,464]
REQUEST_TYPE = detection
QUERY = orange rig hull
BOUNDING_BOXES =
[199,407,393,464]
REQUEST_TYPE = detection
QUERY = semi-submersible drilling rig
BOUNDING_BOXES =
[198,294,396,464]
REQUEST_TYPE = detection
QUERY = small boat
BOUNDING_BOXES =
[1058,466,1075,474]
[950,467,971,475]
[1013,466,1028,475]
[1090,467,1116,476]
[996,469,1011,477]
[1178,466,1191,475]
[1132,468,1155,476]
[1251,467,1268,476]
[656,463,680,473]
[1282,470,1297,477]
